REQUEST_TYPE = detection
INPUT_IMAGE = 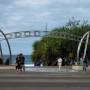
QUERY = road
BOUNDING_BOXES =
[0,69,90,90]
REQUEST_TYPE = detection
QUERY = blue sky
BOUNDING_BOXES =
[0,0,90,55]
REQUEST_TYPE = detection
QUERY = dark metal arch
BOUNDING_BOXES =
[0,43,3,59]
[0,29,12,64]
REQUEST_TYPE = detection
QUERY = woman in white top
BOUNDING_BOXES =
[57,57,62,71]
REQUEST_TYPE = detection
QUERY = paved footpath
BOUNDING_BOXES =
[0,66,90,90]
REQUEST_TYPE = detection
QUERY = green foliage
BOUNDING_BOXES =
[31,19,90,66]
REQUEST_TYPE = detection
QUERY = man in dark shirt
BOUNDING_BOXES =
[83,59,88,71]
[16,55,21,71]
[19,53,25,72]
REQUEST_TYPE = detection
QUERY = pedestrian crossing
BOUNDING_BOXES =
[25,67,78,72]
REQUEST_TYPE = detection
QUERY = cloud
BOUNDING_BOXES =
[0,0,90,54]
[0,0,90,32]
[15,0,50,8]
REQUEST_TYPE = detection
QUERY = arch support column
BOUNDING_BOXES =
[77,31,90,63]
[0,29,12,64]
[0,43,3,59]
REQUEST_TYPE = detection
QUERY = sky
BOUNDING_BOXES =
[0,0,90,55]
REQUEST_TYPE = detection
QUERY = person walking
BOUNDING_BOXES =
[83,59,88,72]
[16,55,21,71]
[19,53,25,72]
[57,57,62,71]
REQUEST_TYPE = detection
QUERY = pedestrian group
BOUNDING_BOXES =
[16,53,25,72]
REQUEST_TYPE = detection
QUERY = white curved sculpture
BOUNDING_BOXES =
[77,31,90,63]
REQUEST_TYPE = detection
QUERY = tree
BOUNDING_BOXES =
[31,19,90,66]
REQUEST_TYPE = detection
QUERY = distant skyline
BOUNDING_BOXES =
[0,0,90,55]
